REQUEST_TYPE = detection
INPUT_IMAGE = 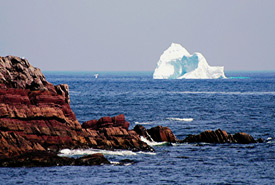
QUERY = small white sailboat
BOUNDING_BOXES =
[94,74,99,79]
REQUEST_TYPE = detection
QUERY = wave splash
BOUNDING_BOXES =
[58,148,156,157]
[140,136,168,147]
[167,118,194,122]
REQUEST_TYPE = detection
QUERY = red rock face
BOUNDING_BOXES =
[134,125,178,143]
[148,126,178,143]
[0,56,153,159]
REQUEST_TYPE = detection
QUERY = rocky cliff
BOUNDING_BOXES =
[0,56,152,160]
[0,55,263,167]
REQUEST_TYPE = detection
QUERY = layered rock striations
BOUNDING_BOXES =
[0,56,152,160]
[0,55,264,167]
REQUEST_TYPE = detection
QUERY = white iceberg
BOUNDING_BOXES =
[153,43,226,79]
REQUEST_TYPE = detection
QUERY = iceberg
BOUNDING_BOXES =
[153,43,226,79]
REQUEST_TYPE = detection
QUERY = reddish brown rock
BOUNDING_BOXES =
[82,120,97,129]
[182,129,259,144]
[112,114,130,130]
[147,126,178,143]
[0,56,153,160]
[233,132,256,144]
[133,125,153,141]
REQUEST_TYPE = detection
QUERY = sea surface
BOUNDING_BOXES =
[1,71,274,184]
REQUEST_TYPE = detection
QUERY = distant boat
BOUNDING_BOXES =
[94,74,99,79]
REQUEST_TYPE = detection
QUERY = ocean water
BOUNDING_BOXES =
[1,71,274,184]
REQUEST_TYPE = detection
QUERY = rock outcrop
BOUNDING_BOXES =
[134,125,178,143]
[0,151,110,167]
[0,55,264,167]
[0,56,153,160]
[148,126,178,143]
[181,129,260,144]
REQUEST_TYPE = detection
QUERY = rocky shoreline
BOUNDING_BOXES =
[0,56,263,167]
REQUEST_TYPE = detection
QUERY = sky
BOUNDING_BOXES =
[1,0,275,72]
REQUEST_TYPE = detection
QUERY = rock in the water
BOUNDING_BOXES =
[134,125,178,143]
[0,56,153,161]
[0,151,110,167]
[233,132,256,144]
[133,125,153,141]
[182,129,260,144]
[148,126,178,143]
[0,151,74,167]
[74,153,110,166]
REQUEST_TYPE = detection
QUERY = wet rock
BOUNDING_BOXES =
[233,132,256,144]
[133,125,178,143]
[133,125,153,141]
[118,159,136,165]
[0,151,74,167]
[182,129,260,144]
[75,153,110,166]
[0,151,110,167]
[147,126,178,143]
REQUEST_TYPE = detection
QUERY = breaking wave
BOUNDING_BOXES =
[140,136,169,147]
[167,118,194,122]
[135,121,153,125]
[58,148,155,157]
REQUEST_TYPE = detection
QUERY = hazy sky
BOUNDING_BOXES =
[1,0,275,71]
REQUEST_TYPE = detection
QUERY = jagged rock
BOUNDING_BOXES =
[134,125,153,141]
[83,114,130,130]
[0,56,153,160]
[55,84,70,104]
[134,125,178,143]
[148,126,178,142]
[182,129,260,144]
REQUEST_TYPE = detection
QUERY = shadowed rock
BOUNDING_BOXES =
[75,153,110,166]
[0,151,110,167]
[133,125,153,141]
[182,129,260,144]
[134,125,178,143]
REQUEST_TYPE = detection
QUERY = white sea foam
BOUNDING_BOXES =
[135,121,153,125]
[59,148,137,157]
[58,148,155,157]
[140,136,168,147]
[167,118,194,122]
[110,161,120,165]
[170,91,275,95]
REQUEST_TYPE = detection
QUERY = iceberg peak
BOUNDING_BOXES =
[153,43,226,79]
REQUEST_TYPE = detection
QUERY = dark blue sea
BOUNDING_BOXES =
[1,71,275,184]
